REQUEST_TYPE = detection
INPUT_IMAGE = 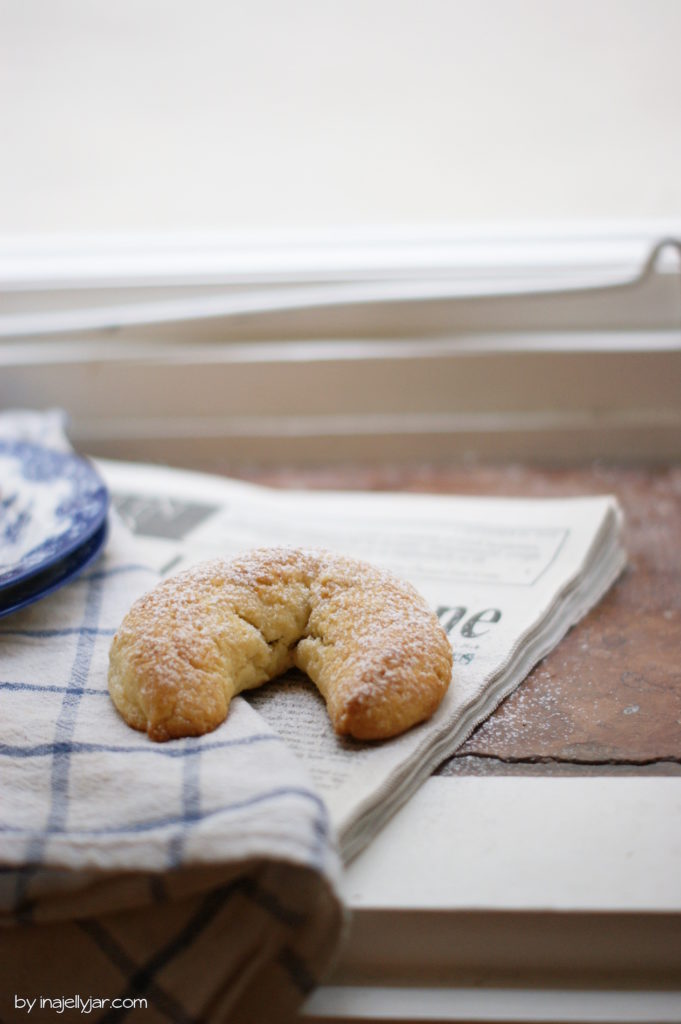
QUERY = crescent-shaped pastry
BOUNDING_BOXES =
[108,547,453,742]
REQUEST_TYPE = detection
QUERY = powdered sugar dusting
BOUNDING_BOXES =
[109,547,452,742]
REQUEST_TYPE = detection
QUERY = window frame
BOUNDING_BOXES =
[0,225,679,466]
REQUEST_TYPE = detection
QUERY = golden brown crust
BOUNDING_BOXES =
[108,548,453,742]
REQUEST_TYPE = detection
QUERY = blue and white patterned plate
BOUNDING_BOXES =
[0,440,109,590]
[0,519,108,619]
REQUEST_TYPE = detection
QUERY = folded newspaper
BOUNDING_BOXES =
[100,459,626,862]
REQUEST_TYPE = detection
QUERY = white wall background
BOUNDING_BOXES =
[1,0,680,234]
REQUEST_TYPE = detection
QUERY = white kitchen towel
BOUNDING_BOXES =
[0,414,344,1023]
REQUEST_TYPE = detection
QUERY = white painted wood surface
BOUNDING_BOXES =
[343,777,681,912]
[302,777,681,1022]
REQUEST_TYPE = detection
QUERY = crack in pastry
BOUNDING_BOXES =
[108,547,453,742]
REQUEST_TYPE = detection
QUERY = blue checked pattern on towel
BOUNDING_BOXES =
[0,517,343,1023]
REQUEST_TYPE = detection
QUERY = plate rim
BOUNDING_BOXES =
[0,439,109,590]
[0,518,109,619]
